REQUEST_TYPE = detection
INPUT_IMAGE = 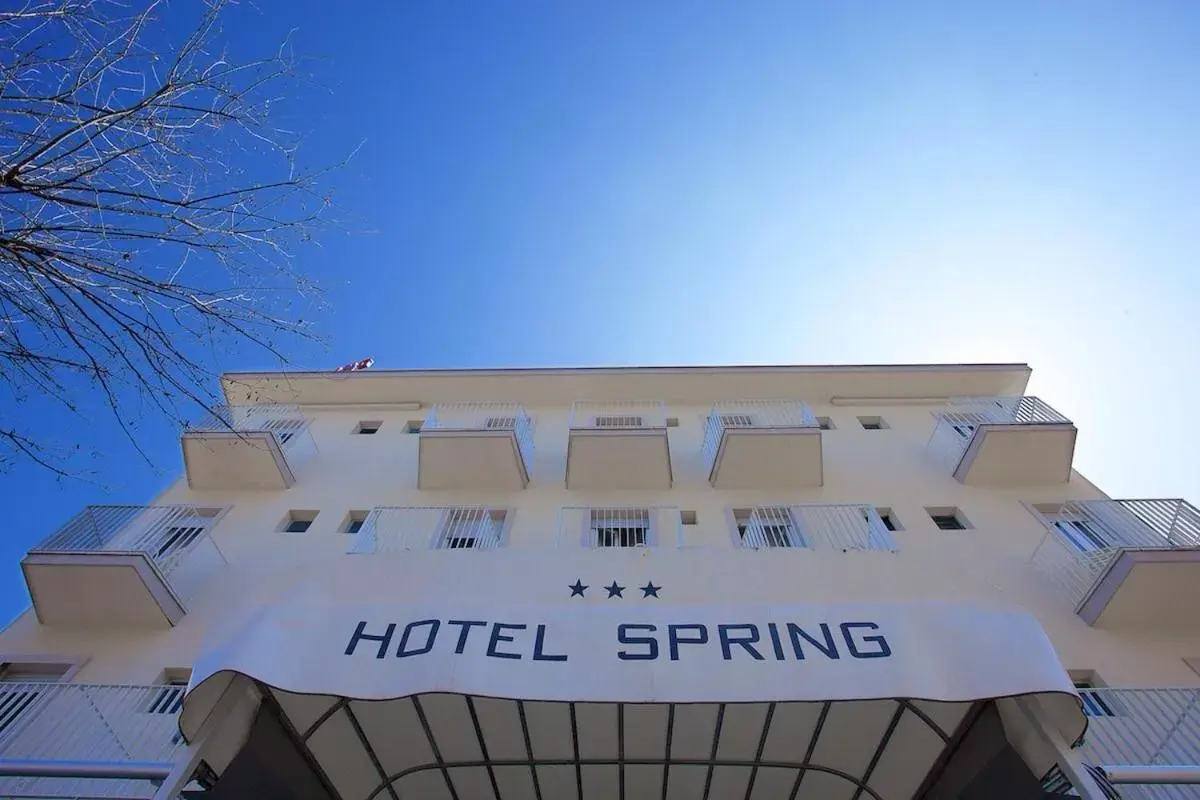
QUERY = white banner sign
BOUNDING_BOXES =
[184,600,1081,727]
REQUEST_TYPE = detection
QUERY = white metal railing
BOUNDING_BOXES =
[928,395,1072,468]
[184,403,310,448]
[1077,687,1200,798]
[702,400,818,474]
[349,507,507,554]
[736,505,899,552]
[558,507,682,548]
[1031,500,1200,612]
[29,506,227,597]
[422,402,535,468]
[569,400,667,431]
[0,683,185,798]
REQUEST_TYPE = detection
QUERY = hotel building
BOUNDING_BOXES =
[0,363,1198,799]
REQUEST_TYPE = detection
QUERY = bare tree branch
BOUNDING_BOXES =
[0,0,341,477]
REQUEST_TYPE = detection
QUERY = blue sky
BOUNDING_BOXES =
[2,0,1199,620]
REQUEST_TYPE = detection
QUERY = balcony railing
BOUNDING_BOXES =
[30,505,226,593]
[737,504,899,552]
[1076,687,1200,798]
[0,683,185,798]
[422,402,534,466]
[349,506,507,554]
[1031,500,1200,612]
[701,400,818,474]
[569,400,667,430]
[184,403,310,446]
[558,507,683,548]
[928,395,1072,467]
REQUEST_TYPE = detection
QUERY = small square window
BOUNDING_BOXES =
[666,417,679,428]
[354,421,382,435]
[680,510,698,526]
[817,417,835,430]
[876,508,902,532]
[1071,675,1116,718]
[342,511,369,534]
[858,416,888,430]
[280,510,319,533]
[926,507,970,530]
[145,668,191,715]
[404,420,423,434]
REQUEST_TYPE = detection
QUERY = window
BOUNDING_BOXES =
[926,507,970,530]
[876,508,902,532]
[589,509,651,548]
[1073,680,1115,718]
[666,417,680,428]
[264,417,303,444]
[680,510,698,526]
[484,416,517,430]
[435,508,505,550]
[734,507,802,548]
[354,421,382,435]
[280,510,319,534]
[594,415,643,428]
[719,414,756,428]
[155,523,207,559]
[145,669,190,715]
[341,511,368,535]
[858,416,888,430]
[0,662,71,682]
[404,420,423,434]
[0,661,73,734]
[817,417,835,430]
[1054,518,1109,553]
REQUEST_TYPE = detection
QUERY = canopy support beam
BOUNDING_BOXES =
[1104,765,1200,785]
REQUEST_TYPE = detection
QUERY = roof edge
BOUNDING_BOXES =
[222,362,1032,382]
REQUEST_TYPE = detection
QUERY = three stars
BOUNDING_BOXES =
[568,579,660,599]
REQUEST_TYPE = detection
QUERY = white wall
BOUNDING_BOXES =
[3,400,1198,689]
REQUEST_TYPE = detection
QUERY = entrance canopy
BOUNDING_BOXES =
[181,601,1086,799]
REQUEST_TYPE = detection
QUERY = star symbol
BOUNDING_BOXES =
[604,581,625,598]
[568,580,588,598]
[641,582,661,598]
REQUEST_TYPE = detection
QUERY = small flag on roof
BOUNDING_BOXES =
[335,357,374,373]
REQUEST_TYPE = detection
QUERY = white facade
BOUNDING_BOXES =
[2,363,1199,799]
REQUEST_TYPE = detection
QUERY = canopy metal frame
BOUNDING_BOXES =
[281,690,959,800]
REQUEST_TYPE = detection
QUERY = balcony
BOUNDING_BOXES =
[557,506,683,547]
[735,504,899,551]
[1074,686,1200,798]
[1031,499,1200,628]
[0,682,185,799]
[702,400,822,489]
[349,506,509,553]
[928,396,1076,486]
[566,401,672,490]
[418,403,533,490]
[22,505,227,628]
[181,404,312,490]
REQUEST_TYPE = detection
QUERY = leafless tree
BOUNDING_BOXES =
[0,0,341,478]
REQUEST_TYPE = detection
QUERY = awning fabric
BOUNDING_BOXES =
[181,600,1085,800]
